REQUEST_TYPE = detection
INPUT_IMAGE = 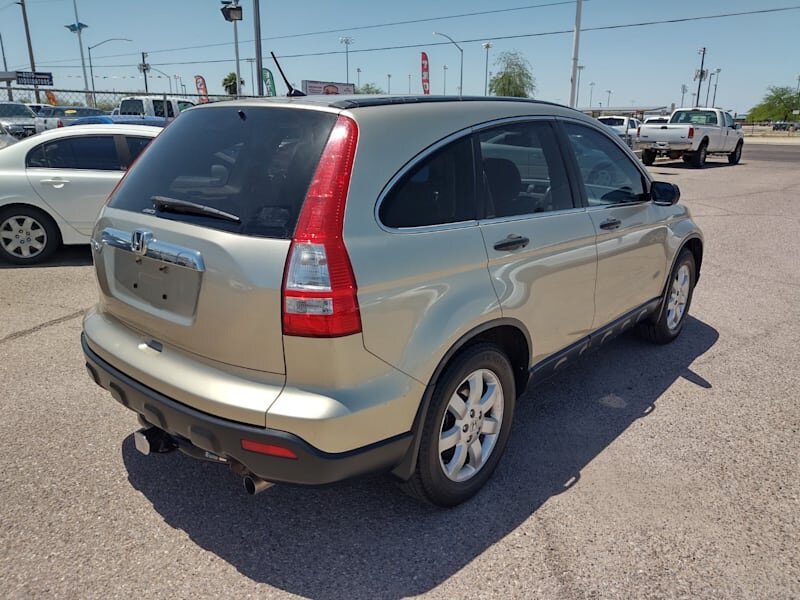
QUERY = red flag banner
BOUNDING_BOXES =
[421,52,430,95]
[194,75,210,103]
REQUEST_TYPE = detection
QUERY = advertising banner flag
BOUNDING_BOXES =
[262,68,277,97]
[194,75,210,103]
[421,52,430,95]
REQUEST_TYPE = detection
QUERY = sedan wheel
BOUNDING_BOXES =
[0,208,60,264]
[666,264,691,331]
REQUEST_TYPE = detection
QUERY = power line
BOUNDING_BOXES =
[21,0,585,67]
[29,5,800,71]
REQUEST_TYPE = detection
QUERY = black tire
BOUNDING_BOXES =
[690,142,707,168]
[0,206,61,265]
[641,150,656,166]
[638,249,696,344]
[401,343,516,507]
[682,155,692,164]
[728,141,743,165]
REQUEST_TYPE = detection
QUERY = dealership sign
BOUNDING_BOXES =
[300,80,355,95]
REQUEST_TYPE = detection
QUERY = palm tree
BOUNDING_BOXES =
[222,72,238,96]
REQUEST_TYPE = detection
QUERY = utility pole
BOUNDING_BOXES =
[680,83,688,107]
[695,47,706,107]
[482,41,492,96]
[67,0,90,95]
[253,0,263,95]
[387,73,391,94]
[0,32,12,101]
[588,82,595,108]
[568,0,583,107]
[712,70,721,107]
[575,65,584,107]
[140,52,149,92]
[18,0,41,102]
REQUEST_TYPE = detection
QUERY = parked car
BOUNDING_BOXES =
[597,115,640,147]
[82,96,703,506]
[772,121,797,131]
[0,122,18,149]
[0,102,37,138]
[0,124,161,264]
[638,107,743,167]
[35,106,107,132]
[118,96,195,119]
[68,115,168,127]
[25,103,52,115]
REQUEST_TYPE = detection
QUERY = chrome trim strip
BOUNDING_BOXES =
[96,227,206,272]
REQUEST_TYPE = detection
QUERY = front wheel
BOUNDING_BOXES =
[690,142,707,168]
[0,206,61,265]
[638,249,696,344]
[402,343,516,507]
[728,141,743,165]
[641,150,656,166]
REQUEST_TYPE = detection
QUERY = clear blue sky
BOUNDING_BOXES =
[1,0,798,114]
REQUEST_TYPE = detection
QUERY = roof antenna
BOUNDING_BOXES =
[270,51,306,97]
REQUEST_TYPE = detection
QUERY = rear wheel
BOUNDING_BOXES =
[638,249,696,344]
[402,343,516,507]
[0,206,60,265]
[641,150,656,166]
[690,142,707,168]
[728,141,743,165]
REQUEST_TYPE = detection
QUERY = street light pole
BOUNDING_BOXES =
[711,69,721,107]
[0,32,12,101]
[246,57,255,94]
[588,81,595,108]
[221,1,243,98]
[18,0,41,102]
[65,0,90,96]
[605,89,612,107]
[356,67,361,89]
[568,0,583,107]
[253,0,264,96]
[434,32,462,98]
[705,67,718,107]
[88,38,131,106]
[408,73,411,94]
[575,65,584,107]
[150,68,173,94]
[387,73,391,94]
[443,65,448,95]
[680,83,688,107]
[482,41,492,96]
[340,36,353,84]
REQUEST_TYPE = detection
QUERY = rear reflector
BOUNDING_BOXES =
[241,439,298,459]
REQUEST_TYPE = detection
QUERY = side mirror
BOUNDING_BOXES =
[651,181,680,206]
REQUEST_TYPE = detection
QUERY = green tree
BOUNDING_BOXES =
[356,83,384,94]
[488,50,536,98]
[748,86,800,122]
[222,72,239,96]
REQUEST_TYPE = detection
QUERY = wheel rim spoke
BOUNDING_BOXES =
[439,426,461,454]
[481,416,500,435]
[446,443,468,478]
[447,393,468,420]
[468,438,484,471]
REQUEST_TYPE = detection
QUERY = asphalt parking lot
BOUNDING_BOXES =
[1,143,798,599]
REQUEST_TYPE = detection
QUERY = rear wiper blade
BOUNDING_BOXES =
[151,196,240,223]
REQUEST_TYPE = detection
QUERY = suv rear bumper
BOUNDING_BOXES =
[82,334,412,485]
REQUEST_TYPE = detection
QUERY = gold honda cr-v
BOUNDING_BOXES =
[82,96,703,506]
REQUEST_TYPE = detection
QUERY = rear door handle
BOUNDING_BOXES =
[599,218,621,230]
[40,178,70,188]
[493,235,529,251]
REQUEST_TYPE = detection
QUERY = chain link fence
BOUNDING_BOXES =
[3,86,253,111]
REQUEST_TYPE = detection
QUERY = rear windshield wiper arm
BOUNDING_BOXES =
[151,196,241,223]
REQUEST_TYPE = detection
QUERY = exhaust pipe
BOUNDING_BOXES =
[243,474,272,496]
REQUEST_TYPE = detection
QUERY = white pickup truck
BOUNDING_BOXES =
[637,107,743,168]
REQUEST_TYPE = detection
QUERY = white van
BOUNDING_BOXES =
[118,96,196,119]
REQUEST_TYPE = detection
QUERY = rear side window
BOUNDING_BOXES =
[379,136,476,228]
[152,100,175,118]
[26,136,121,170]
[125,136,152,165]
[108,107,337,239]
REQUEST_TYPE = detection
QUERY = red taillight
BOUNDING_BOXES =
[56,119,63,128]
[636,126,641,137]
[282,115,361,338]
[241,439,298,459]
[687,126,694,139]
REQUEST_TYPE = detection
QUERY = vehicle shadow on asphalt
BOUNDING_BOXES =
[0,245,92,269]
[651,159,740,171]
[122,316,718,599]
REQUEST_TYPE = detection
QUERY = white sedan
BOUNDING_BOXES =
[0,124,161,264]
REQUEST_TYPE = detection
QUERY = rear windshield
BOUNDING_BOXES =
[119,99,145,115]
[108,106,337,239]
[598,117,625,127]
[670,110,718,125]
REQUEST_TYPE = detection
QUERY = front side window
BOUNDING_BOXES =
[724,113,734,128]
[26,136,121,171]
[478,121,574,217]
[380,136,476,228]
[563,122,646,206]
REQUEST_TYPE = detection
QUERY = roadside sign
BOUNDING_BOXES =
[793,109,800,115]
[15,71,53,86]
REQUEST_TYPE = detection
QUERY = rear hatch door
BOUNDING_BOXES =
[93,104,338,375]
